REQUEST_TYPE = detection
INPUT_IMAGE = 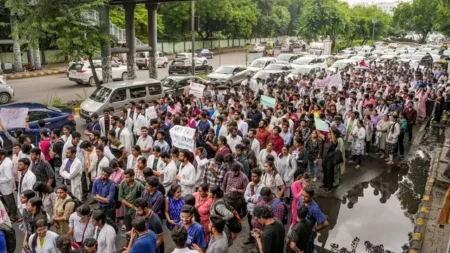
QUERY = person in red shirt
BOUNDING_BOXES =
[268,126,284,154]
[255,119,271,150]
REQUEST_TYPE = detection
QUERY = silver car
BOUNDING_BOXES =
[207,65,250,87]
[0,77,14,104]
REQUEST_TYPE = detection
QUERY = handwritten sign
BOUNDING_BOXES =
[169,125,196,151]
[260,95,276,108]
[0,108,28,128]
[145,107,158,121]
[314,78,327,88]
[327,74,342,89]
[314,118,329,132]
[189,82,205,98]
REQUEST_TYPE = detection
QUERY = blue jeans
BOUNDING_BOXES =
[308,159,318,178]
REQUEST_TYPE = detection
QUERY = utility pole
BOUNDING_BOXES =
[191,0,195,75]
[372,18,376,45]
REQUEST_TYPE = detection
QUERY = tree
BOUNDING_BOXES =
[224,0,259,39]
[158,2,190,41]
[393,0,440,43]
[6,0,109,87]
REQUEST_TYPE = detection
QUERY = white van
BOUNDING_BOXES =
[136,51,169,69]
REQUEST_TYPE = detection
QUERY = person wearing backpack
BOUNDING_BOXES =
[53,185,75,235]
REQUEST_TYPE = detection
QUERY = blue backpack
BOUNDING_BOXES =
[271,198,289,225]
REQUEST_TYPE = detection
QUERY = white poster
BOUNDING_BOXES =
[189,82,205,98]
[327,74,343,89]
[145,106,158,121]
[314,78,328,88]
[169,125,196,151]
[0,108,29,128]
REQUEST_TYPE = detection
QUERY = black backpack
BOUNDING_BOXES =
[63,191,83,211]
[0,223,15,253]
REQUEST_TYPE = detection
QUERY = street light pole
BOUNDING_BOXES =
[191,0,195,76]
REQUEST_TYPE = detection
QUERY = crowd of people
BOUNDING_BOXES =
[0,55,445,253]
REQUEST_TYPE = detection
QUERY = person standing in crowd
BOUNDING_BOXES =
[287,205,313,253]
[136,126,153,159]
[350,120,366,169]
[126,217,157,253]
[0,149,19,222]
[178,205,206,250]
[305,130,323,182]
[170,226,198,253]
[17,158,36,209]
[134,197,165,253]
[204,154,227,188]
[142,176,165,219]
[60,146,83,201]
[28,219,59,253]
[244,168,264,245]
[30,147,55,186]
[193,183,213,244]
[119,169,145,231]
[68,205,95,247]
[92,210,116,253]
[385,114,401,165]
[251,205,285,253]
[161,151,178,193]
[222,163,248,214]
[261,161,285,199]
[165,184,185,231]
[91,167,116,221]
[53,185,75,235]
[32,182,56,222]
[176,149,196,196]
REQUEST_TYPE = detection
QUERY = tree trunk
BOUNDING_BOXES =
[420,32,429,44]
[10,16,22,73]
[148,54,157,79]
[101,56,112,83]
[33,46,42,70]
[88,56,101,87]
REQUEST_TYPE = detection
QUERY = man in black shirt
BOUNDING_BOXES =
[287,205,313,253]
[30,147,54,186]
[252,205,285,253]
[134,197,164,253]
[50,129,65,187]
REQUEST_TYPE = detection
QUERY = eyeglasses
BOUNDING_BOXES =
[180,215,192,221]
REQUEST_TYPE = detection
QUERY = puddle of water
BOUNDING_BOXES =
[313,126,438,253]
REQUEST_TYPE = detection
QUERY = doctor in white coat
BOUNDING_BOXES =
[17,157,37,207]
[60,146,83,201]
[175,150,196,196]
[115,119,133,154]
[99,109,112,137]
[28,219,59,253]
[146,146,166,173]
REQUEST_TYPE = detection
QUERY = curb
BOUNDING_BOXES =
[5,69,66,80]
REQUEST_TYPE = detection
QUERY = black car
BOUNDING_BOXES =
[161,75,206,96]
[168,58,213,75]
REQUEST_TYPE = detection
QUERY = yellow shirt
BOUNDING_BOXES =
[39,237,45,248]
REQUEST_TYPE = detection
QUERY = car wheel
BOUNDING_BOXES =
[163,62,168,68]
[122,72,128,81]
[88,77,96,87]
[0,93,10,104]
[138,66,143,70]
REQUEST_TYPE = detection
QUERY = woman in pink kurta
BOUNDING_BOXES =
[193,185,213,244]
[290,176,310,227]
[415,88,428,119]
[109,165,125,220]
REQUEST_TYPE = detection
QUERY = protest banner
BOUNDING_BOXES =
[314,118,329,132]
[169,125,196,151]
[189,82,205,98]
[145,107,158,121]
[0,107,28,128]
[314,78,328,88]
[260,95,277,108]
[327,74,343,89]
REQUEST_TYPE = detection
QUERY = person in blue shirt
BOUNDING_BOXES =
[0,230,6,253]
[128,216,157,253]
[92,167,116,221]
[178,205,206,250]
[297,186,329,253]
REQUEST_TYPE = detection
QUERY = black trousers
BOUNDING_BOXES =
[81,171,89,202]
[323,160,335,190]
[124,210,135,231]
[0,193,18,219]
[407,124,413,142]
[399,131,405,156]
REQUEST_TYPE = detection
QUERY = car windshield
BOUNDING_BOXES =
[161,77,179,88]
[250,60,265,68]
[293,58,314,65]
[265,64,284,70]
[136,53,146,58]
[292,67,311,75]
[69,63,83,71]
[410,54,425,60]
[89,87,112,103]
[173,60,191,66]
[331,61,350,69]
[277,55,292,61]
[215,66,235,74]
[252,71,271,80]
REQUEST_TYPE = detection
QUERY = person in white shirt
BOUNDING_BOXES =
[241,75,257,90]
[60,146,83,201]
[90,145,110,181]
[115,119,133,154]
[17,158,36,207]
[0,149,18,221]
[127,145,143,170]
[92,210,116,253]
[226,128,242,154]
[161,152,179,194]
[213,116,228,138]
[147,146,166,173]
[133,106,148,139]
[120,109,134,133]
[28,219,59,253]
[234,112,248,137]
[175,150,196,196]
[136,127,153,159]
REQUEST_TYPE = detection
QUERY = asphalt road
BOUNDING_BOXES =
[7,51,264,104]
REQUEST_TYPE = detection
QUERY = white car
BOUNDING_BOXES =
[248,43,265,53]
[281,43,292,52]
[68,61,128,86]
[247,57,277,72]
[291,56,327,69]
[327,59,357,73]
[175,52,208,64]
[136,51,169,69]
[0,76,14,104]
[286,65,321,80]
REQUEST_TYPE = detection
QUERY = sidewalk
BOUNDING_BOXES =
[411,125,450,253]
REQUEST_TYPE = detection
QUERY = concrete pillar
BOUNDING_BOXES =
[33,46,42,70]
[10,16,22,73]
[146,3,158,79]
[99,5,112,83]
[124,3,136,80]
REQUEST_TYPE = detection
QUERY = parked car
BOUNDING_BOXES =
[0,102,76,150]
[168,58,213,75]
[248,43,265,53]
[0,77,14,104]
[276,53,300,63]
[135,51,169,69]
[409,53,433,67]
[175,53,208,64]
[281,43,293,52]
[161,75,206,96]
[264,63,293,72]
[327,59,357,73]
[68,61,128,86]
[207,65,250,87]
[286,65,321,80]
[80,79,165,121]
[291,56,327,69]
[251,69,285,83]
[247,57,277,72]
[196,49,214,59]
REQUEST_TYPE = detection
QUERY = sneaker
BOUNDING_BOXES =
[355,165,360,169]
[313,177,317,182]
[121,224,126,231]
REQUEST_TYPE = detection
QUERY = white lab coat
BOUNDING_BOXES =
[115,127,133,154]
[99,116,112,137]
[177,162,196,196]
[146,155,165,172]
[17,170,36,206]
[60,157,83,201]
[133,114,148,136]
[0,157,15,196]
[127,108,138,122]
[90,154,110,180]
[28,230,59,253]
[212,125,228,138]
[162,160,178,194]
[126,155,142,170]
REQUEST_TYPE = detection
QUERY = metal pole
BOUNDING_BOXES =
[372,19,376,45]
[191,0,195,75]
